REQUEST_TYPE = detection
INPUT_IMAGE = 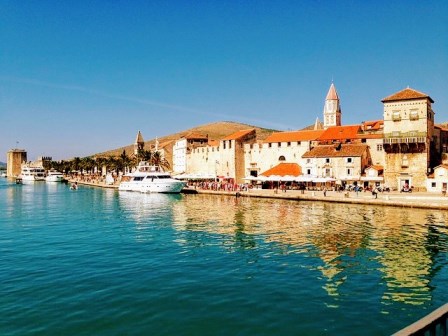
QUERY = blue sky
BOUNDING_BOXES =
[1,0,447,162]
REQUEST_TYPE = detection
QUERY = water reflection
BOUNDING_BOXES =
[170,194,448,306]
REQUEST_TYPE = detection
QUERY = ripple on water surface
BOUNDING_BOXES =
[0,180,448,335]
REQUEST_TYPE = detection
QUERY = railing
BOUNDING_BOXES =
[384,131,427,138]
[383,132,427,145]
[393,303,448,336]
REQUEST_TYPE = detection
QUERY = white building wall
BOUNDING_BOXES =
[365,138,385,167]
[426,166,448,193]
[187,145,220,176]
[173,139,187,173]
[244,141,313,176]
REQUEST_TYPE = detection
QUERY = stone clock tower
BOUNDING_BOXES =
[323,83,342,129]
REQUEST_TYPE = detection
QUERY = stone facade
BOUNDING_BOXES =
[173,85,447,192]
[7,149,27,177]
[173,133,209,173]
[302,144,369,182]
[244,130,324,178]
[382,88,435,191]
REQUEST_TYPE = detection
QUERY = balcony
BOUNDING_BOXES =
[383,131,427,145]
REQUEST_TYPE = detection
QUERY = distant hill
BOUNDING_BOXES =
[0,161,6,168]
[94,121,279,166]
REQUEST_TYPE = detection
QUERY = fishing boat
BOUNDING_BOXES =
[119,161,185,193]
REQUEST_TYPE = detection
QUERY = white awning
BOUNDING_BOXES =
[313,177,336,183]
[174,173,216,180]
[360,176,384,181]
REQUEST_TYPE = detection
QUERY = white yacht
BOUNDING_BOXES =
[45,170,66,182]
[119,161,185,193]
[20,165,46,181]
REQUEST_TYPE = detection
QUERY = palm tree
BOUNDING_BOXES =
[119,150,131,174]
[150,151,170,170]
[72,157,81,172]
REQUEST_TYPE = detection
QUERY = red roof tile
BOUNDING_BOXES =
[357,133,383,139]
[367,165,384,172]
[318,125,361,141]
[264,130,325,143]
[381,88,434,103]
[260,163,302,177]
[185,132,208,140]
[208,139,219,146]
[222,129,256,141]
[302,144,368,158]
[362,120,384,130]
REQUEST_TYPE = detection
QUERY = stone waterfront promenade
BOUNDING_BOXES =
[69,178,448,211]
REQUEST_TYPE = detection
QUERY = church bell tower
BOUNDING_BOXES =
[323,83,342,129]
[134,130,144,156]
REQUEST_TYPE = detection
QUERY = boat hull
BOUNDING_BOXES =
[45,176,65,182]
[119,180,185,193]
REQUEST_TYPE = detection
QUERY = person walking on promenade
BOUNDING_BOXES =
[372,187,378,199]
[323,187,327,197]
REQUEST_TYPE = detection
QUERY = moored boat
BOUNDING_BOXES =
[20,165,46,181]
[45,170,66,182]
[119,161,185,193]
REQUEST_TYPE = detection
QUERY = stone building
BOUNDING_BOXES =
[426,164,448,193]
[173,132,209,173]
[7,148,27,177]
[173,84,446,191]
[381,88,435,190]
[186,130,256,183]
[243,130,324,178]
[302,144,370,184]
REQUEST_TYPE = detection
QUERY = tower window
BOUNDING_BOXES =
[392,111,401,121]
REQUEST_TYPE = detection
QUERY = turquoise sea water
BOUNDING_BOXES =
[1,178,447,335]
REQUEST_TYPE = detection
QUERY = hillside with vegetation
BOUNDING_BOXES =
[95,121,278,159]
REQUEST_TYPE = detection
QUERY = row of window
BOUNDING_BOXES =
[267,141,301,148]
[305,168,355,176]
[305,157,354,164]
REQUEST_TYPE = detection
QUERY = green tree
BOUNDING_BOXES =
[150,151,170,170]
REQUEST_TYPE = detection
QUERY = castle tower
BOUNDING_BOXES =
[134,131,144,156]
[323,83,342,129]
[381,87,435,191]
[7,148,27,177]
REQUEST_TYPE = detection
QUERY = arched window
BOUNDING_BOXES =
[278,156,286,161]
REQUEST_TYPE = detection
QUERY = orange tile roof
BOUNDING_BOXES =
[185,132,208,140]
[357,133,383,139]
[264,130,325,143]
[318,125,361,141]
[222,129,256,141]
[208,139,219,146]
[260,163,302,177]
[367,165,384,172]
[362,120,384,130]
[302,144,368,158]
[381,88,434,103]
